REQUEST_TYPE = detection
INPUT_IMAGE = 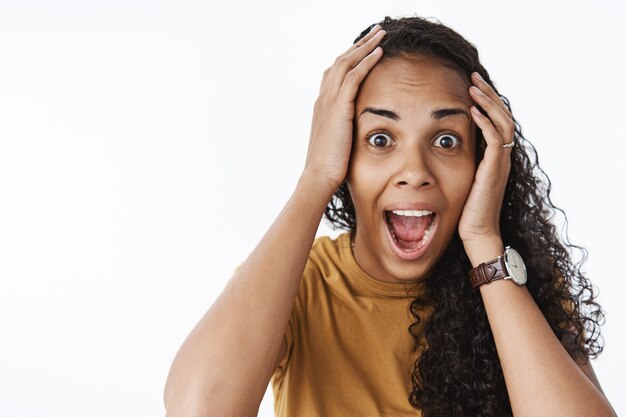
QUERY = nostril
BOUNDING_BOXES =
[394,169,435,188]
[397,180,431,186]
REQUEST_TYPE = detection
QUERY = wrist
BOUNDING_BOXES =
[463,236,505,268]
[296,170,340,206]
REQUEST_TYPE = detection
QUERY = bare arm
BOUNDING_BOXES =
[466,239,617,417]
[459,71,616,417]
[163,25,388,417]
[163,174,334,417]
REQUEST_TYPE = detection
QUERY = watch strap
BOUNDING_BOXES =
[469,255,509,289]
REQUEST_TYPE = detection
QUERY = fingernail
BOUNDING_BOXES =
[473,72,483,82]
[471,86,484,96]
[368,24,380,34]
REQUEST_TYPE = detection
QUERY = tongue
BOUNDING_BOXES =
[387,212,432,242]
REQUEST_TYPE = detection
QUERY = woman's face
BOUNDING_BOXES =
[348,56,477,283]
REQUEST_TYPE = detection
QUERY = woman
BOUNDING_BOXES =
[164,16,616,417]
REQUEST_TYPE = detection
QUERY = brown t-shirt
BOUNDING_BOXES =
[271,232,434,416]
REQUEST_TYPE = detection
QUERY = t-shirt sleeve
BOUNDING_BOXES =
[275,260,317,372]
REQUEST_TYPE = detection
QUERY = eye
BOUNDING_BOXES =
[433,132,463,149]
[366,132,394,148]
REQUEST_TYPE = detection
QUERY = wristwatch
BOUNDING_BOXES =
[469,246,527,289]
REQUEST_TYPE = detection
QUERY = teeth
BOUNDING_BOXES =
[423,215,436,241]
[386,211,437,249]
[391,209,433,217]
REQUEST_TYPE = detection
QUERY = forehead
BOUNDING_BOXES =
[356,56,472,112]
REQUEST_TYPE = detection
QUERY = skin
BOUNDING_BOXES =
[348,56,478,283]
[165,24,614,417]
[341,30,614,415]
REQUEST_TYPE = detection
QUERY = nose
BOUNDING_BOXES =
[392,147,435,189]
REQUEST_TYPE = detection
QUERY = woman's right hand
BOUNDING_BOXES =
[302,24,387,194]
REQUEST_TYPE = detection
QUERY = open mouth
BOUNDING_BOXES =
[384,209,438,260]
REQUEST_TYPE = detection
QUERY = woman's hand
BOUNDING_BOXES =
[458,72,515,261]
[302,24,386,194]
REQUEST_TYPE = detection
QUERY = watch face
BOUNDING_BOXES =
[504,247,527,285]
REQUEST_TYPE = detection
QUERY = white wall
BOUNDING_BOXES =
[0,0,623,416]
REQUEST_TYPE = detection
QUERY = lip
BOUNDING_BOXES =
[383,201,439,213]
[382,202,439,261]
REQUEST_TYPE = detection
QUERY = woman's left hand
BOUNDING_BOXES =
[458,72,515,250]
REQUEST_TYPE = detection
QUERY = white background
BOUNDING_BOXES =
[1,0,624,416]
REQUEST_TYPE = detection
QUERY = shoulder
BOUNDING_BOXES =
[296,232,353,301]
[308,232,351,271]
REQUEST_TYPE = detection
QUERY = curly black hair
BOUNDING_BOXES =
[323,15,606,417]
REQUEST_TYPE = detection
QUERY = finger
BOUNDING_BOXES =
[470,105,512,168]
[335,46,384,105]
[334,24,384,73]
[470,105,512,195]
[471,72,512,118]
[320,24,382,92]
[350,24,383,50]
[319,67,331,95]
[322,29,386,98]
[469,85,515,144]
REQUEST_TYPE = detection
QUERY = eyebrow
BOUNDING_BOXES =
[358,106,469,121]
